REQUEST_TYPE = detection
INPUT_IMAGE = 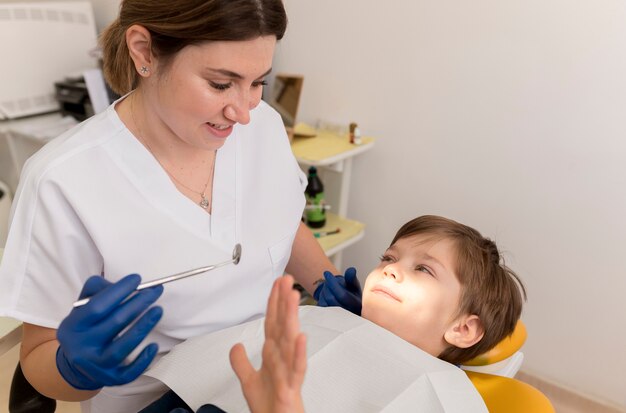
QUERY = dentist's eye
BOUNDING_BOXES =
[252,80,268,88]
[210,81,232,91]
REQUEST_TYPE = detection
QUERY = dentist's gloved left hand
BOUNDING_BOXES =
[313,267,362,315]
[56,274,164,390]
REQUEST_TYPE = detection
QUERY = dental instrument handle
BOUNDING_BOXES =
[73,260,232,308]
[136,260,233,290]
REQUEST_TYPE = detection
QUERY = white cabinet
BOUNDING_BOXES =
[0,113,75,193]
[291,127,375,269]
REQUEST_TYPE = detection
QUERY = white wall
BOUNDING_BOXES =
[275,0,626,409]
[0,0,120,32]
[3,0,624,407]
[88,0,119,33]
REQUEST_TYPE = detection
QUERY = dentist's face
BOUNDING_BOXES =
[361,235,462,357]
[146,36,276,151]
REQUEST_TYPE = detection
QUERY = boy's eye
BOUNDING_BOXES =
[415,265,433,276]
[209,81,232,91]
[379,254,394,262]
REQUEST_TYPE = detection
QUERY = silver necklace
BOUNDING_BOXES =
[131,95,215,210]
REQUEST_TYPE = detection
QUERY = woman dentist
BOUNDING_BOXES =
[0,1,361,411]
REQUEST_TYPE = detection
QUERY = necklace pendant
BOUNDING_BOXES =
[199,194,209,209]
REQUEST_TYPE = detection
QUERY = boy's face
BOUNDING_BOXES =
[361,235,463,357]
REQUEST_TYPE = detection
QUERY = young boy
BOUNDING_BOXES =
[145,215,526,412]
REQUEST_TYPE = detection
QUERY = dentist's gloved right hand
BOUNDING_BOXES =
[313,267,362,315]
[56,274,164,390]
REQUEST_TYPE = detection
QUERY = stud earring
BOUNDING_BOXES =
[139,66,149,75]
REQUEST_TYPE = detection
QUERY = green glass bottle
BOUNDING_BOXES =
[305,166,326,228]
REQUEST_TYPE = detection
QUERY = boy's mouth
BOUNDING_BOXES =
[371,285,401,302]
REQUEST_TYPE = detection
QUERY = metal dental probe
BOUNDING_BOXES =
[72,244,242,308]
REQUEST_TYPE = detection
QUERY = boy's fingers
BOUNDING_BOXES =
[292,333,307,387]
[267,278,281,318]
[276,276,293,335]
[279,281,298,333]
[276,288,300,365]
[265,278,281,338]
[230,343,254,385]
[276,289,303,386]
[264,339,288,383]
[286,288,301,338]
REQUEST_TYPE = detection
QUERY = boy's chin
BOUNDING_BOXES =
[360,301,375,323]
[361,301,394,327]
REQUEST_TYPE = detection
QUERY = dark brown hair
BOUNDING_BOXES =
[390,215,527,365]
[100,0,288,94]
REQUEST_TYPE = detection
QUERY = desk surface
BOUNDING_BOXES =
[2,112,75,142]
[0,112,64,134]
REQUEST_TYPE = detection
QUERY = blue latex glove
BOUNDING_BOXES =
[56,274,164,390]
[313,267,362,315]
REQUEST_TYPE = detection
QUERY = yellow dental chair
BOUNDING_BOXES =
[461,320,555,413]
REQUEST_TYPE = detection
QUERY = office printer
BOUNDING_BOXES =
[54,76,94,121]
[54,73,119,121]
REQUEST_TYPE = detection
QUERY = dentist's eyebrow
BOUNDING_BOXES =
[206,67,272,80]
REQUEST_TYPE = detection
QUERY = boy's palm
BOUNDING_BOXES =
[230,276,307,413]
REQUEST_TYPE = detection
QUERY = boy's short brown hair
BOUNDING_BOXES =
[390,215,526,365]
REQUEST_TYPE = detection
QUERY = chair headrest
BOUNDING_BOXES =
[465,370,555,413]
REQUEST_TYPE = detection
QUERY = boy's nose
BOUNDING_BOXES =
[383,268,400,281]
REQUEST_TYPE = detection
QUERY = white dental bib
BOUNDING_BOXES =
[147,306,488,413]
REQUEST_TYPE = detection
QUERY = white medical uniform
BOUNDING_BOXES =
[0,98,306,412]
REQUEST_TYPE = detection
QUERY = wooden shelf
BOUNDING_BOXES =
[291,128,375,167]
[291,127,374,268]
[309,212,365,257]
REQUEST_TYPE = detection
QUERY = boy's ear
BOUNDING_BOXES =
[126,24,154,73]
[443,314,484,349]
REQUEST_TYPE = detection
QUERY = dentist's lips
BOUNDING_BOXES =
[371,285,401,302]
[207,121,230,130]
[205,121,233,138]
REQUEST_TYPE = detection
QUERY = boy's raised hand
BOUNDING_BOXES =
[229,275,307,413]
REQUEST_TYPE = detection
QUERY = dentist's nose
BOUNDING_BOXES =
[224,103,249,125]
[224,92,254,125]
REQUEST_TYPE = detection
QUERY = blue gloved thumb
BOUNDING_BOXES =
[343,267,361,294]
[314,271,342,306]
